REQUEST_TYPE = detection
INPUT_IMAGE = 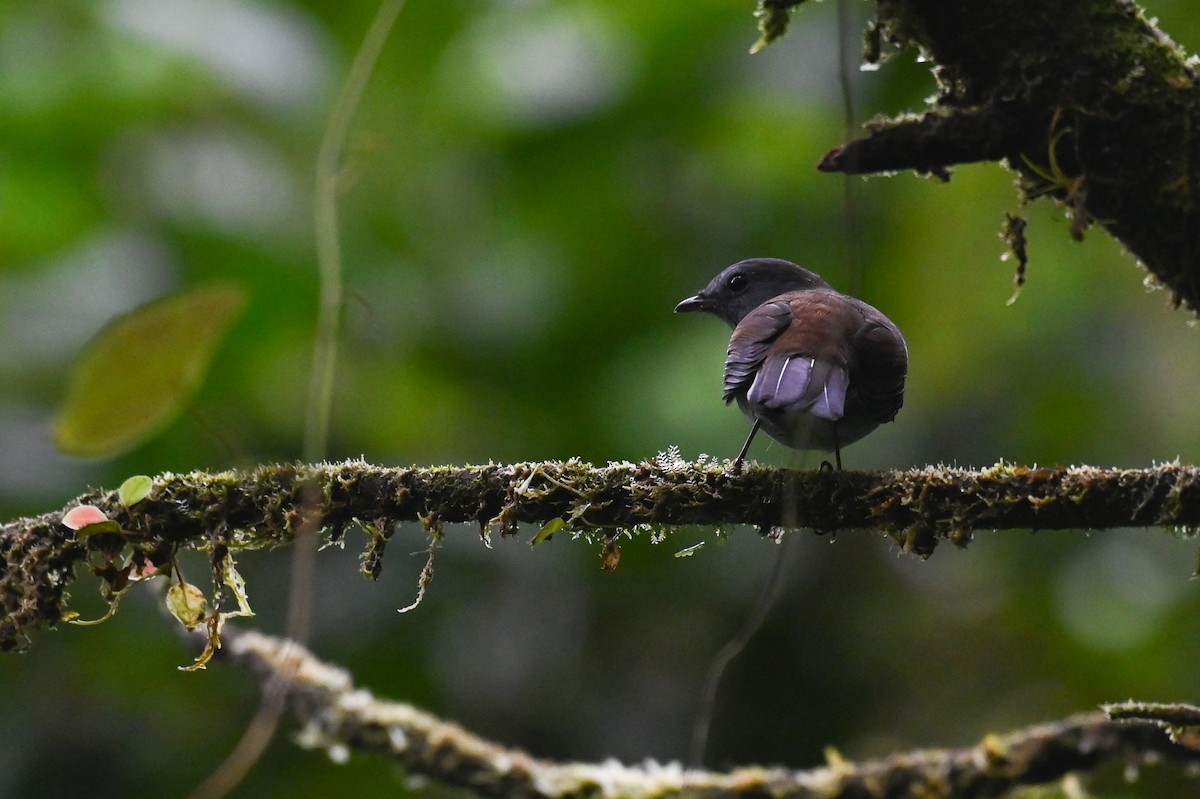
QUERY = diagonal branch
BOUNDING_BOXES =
[5,458,1200,652]
[220,627,1200,799]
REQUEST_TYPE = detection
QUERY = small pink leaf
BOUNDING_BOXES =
[62,505,109,530]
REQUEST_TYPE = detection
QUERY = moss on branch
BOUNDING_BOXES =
[223,627,1200,799]
[761,0,1200,311]
[4,458,1200,652]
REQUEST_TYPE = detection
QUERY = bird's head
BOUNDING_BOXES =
[674,258,831,328]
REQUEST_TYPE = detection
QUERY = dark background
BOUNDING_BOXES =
[2,1,1200,796]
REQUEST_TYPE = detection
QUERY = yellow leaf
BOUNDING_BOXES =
[221,554,254,619]
[166,581,208,630]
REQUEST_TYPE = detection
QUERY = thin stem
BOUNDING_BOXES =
[689,535,793,766]
[836,0,864,298]
[305,0,408,463]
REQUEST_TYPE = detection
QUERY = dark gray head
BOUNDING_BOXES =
[674,258,831,328]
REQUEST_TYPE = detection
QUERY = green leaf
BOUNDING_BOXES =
[73,520,125,538]
[53,284,247,458]
[531,517,565,546]
[118,475,153,507]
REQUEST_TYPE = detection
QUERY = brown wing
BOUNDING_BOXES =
[724,292,854,421]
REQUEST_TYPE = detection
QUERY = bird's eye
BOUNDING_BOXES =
[728,273,748,293]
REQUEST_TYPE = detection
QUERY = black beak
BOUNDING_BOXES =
[674,294,711,313]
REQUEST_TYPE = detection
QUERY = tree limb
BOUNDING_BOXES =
[5,458,1200,652]
[218,627,1200,799]
[761,0,1200,311]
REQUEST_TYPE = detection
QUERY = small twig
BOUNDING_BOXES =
[1105,701,1200,729]
[817,109,1019,177]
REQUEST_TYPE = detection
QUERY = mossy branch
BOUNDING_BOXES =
[5,458,1200,652]
[759,0,1200,312]
[221,626,1200,799]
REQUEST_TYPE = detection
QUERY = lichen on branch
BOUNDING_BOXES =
[4,458,1200,652]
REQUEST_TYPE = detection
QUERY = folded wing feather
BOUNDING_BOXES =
[723,297,850,421]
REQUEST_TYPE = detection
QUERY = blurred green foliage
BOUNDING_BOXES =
[3,1,1200,797]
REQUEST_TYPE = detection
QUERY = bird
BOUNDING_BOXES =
[675,257,908,471]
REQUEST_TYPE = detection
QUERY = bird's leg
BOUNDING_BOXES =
[819,424,843,471]
[732,418,762,474]
[833,422,842,471]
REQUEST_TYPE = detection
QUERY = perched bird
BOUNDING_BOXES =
[675,258,908,470]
